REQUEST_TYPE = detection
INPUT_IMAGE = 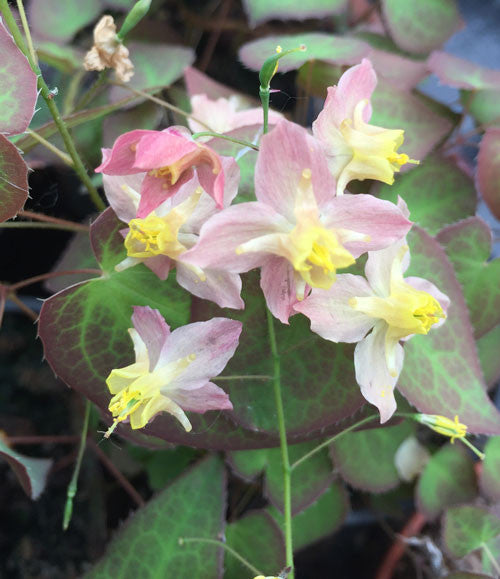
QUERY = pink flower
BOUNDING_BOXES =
[313,59,417,195]
[105,306,242,435]
[96,127,227,215]
[181,120,412,324]
[295,231,450,423]
[103,156,244,309]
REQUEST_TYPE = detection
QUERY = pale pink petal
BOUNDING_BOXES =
[324,194,412,257]
[405,276,450,327]
[181,202,291,272]
[144,255,173,280]
[127,328,148,367]
[365,238,410,297]
[132,306,171,370]
[102,174,143,223]
[132,130,198,170]
[295,274,376,342]
[137,169,194,218]
[188,94,237,134]
[159,318,242,388]
[175,262,244,309]
[354,322,403,423]
[260,256,298,325]
[255,119,336,222]
[96,130,157,174]
[169,381,233,413]
[196,163,225,210]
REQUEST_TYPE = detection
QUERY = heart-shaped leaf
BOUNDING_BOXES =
[0,134,29,222]
[477,128,500,220]
[428,51,500,90]
[443,505,500,558]
[436,217,500,338]
[242,0,347,27]
[86,456,226,578]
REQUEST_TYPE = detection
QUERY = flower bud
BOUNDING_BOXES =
[117,0,152,40]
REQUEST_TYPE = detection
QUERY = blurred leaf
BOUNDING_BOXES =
[462,89,500,127]
[480,437,500,502]
[36,42,84,73]
[381,0,462,55]
[331,420,413,492]
[0,20,37,135]
[0,438,52,500]
[397,227,500,435]
[416,444,477,520]
[444,574,492,579]
[0,134,29,222]
[437,217,500,338]
[477,128,500,220]
[443,505,500,558]
[477,324,500,388]
[229,441,334,514]
[482,534,500,576]
[143,447,200,491]
[239,33,370,74]
[29,0,101,42]
[428,51,500,90]
[376,155,476,236]
[184,66,252,103]
[242,0,347,27]
[103,101,162,147]
[225,511,285,578]
[87,456,226,578]
[268,482,348,551]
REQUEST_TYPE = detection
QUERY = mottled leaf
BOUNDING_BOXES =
[242,0,347,27]
[0,438,52,500]
[428,51,500,91]
[480,437,500,502]
[87,456,226,578]
[397,227,500,435]
[381,0,462,55]
[268,482,348,551]
[29,0,101,42]
[477,324,500,389]
[0,134,29,222]
[110,42,195,103]
[462,89,500,127]
[416,444,477,520]
[225,511,285,578]
[443,505,500,558]
[229,441,334,514]
[376,155,476,235]
[437,217,500,338]
[330,419,413,492]
[477,128,500,220]
[0,19,37,135]
[239,33,370,74]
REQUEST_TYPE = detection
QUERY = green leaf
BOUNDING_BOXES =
[110,42,195,102]
[103,101,162,147]
[242,0,347,27]
[268,482,348,551]
[428,51,500,91]
[139,447,200,491]
[436,217,500,338]
[330,420,413,492]
[477,324,500,388]
[86,456,226,578]
[238,33,370,74]
[381,0,462,55]
[0,438,52,499]
[229,440,334,514]
[482,534,500,577]
[477,128,500,220]
[28,0,101,42]
[0,134,29,222]
[370,82,455,163]
[225,511,285,578]
[480,437,500,502]
[36,41,84,73]
[376,156,476,235]
[416,444,477,520]
[443,505,500,558]
[0,20,37,135]
[397,226,500,435]
[462,89,500,127]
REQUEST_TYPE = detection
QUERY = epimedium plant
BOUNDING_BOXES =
[1,0,500,577]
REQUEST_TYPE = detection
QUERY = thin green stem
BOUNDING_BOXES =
[75,71,108,111]
[15,0,37,65]
[179,537,262,576]
[482,541,500,575]
[0,1,105,212]
[191,131,259,151]
[259,88,270,134]
[63,400,91,531]
[266,307,294,578]
[460,436,485,460]
[26,129,74,166]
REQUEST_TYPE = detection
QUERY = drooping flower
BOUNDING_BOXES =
[104,306,242,436]
[102,157,244,309]
[295,233,449,422]
[181,120,412,323]
[312,58,418,195]
[96,127,227,215]
[84,15,134,82]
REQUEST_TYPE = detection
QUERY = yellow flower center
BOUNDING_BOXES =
[125,215,175,257]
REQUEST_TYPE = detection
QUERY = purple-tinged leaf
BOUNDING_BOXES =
[28,0,101,42]
[398,227,500,435]
[381,0,463,55]
[369,49,428,90]
[0,437,52,500]
[239,33,370,74]
[443,505,500,558]
[477,324,500,389]
[0,19,37,135]
[416,444,477,520]
[437,217,500,338]
[462,89,500,127]
[242,0,347,27]
[103,101,162,147]
[480,437,500,502]
[184,66,252,103]
[87,456,226,579]
[429,51,500,91]
[477,128,500,220]
[0,134,29,222]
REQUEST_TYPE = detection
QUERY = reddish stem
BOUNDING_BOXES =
[10,269,102,291]
[8,435,79,444]
[18,210,90,232]
[8,293,38,321]
[199,0,233,71]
